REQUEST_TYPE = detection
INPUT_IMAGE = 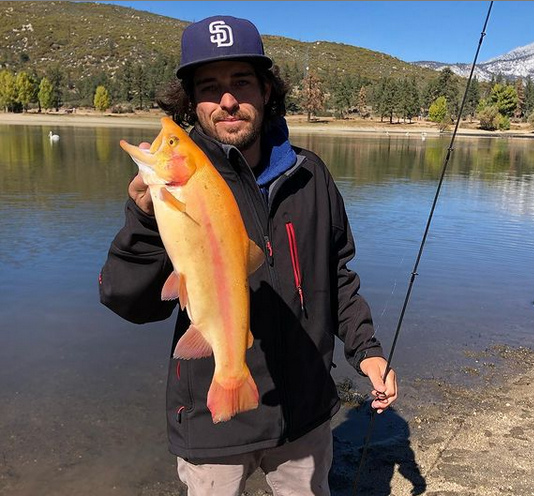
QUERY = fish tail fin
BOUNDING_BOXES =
[207,367,259,423]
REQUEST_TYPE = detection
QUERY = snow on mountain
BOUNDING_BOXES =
[413,41,534,81]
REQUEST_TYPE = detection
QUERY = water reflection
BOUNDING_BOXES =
[1,126,533,344]
[289,131,534,381]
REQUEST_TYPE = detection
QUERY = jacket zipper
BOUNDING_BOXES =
[228,149,306,443]
[231,154,292,439]
[285,222,305,312]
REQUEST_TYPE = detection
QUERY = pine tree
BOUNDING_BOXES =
[374,77,396,123]
[133,63,149,110]
[514,78,525,119]
[28,72,40,111]
[382,78,397,124]
[393,78,406,123]
[437,68,459,120]
[525,77,534,118]
[358,86,368,118]
[406,77,420,123]
[372,77,385,121]
[119,60,134,102]
[422,78,440,112]
[331,73,354,118]
[301,71,324,122]
[462,77,480,121]
[47,65,64,111]
[490,83,518,117]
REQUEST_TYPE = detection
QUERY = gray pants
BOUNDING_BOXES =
[177,420,333,496]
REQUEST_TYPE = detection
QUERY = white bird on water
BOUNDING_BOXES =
[49,131,60,142]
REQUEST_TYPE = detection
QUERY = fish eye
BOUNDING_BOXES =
[169,136,179,147]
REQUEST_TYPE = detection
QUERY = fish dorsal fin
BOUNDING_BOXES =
[173,324,213,359]
[160,187,187,212]
[247,240,265,275]
[247,330,254,349]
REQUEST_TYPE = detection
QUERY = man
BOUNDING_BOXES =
[100,15,397,495]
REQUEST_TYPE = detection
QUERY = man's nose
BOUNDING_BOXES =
[219,92,239,113]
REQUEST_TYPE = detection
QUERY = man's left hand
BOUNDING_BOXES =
[359,356,398,414]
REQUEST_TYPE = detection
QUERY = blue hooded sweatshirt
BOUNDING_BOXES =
[254,117,297,201]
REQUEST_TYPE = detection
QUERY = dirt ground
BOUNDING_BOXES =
[235,345,534,496]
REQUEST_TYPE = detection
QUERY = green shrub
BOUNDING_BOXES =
[94,85,110,111]
[478,105,499,131]
[496,113,510,130]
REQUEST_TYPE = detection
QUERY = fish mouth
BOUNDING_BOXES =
[120,139,157,168]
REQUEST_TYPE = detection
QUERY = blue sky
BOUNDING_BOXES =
[100,1,533,63]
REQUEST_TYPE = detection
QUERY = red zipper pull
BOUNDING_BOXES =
[264,236,274,265]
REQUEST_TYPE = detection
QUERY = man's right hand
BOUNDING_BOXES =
[128,142,154,216]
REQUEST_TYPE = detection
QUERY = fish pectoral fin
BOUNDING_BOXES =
[173,324,213,359]
[247,330,254,349]
[162,271,179,301]
[161,272,188,309]
[247,239,265,275]
[160,187,199,225]
[160,187,187,212]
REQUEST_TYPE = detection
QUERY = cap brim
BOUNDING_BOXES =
[176,54,273,79]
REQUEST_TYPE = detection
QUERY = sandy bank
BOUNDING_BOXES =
[0,111,163,129]
[239,346,534,496]
[2,111,533,139]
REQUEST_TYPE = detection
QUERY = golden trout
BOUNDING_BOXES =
[120,117,263,423]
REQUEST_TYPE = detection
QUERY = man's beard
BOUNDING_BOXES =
[211,111,263,150]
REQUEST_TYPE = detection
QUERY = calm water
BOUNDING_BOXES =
[1,123,533,495]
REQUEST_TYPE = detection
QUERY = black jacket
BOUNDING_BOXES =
[99,125,383,460]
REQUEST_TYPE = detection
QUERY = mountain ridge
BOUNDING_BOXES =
[412,41,534,81]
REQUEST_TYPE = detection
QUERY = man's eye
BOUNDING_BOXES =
[200,85,217,93]
[236,80,250,87]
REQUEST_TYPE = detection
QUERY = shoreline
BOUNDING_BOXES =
[2,111,533,139]
[242,345,534,496]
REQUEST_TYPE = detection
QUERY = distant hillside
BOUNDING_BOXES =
[0,1,438,83]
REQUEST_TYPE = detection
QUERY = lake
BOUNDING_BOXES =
[1,123,533,495]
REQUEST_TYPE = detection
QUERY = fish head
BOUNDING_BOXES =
[120,117,196,186]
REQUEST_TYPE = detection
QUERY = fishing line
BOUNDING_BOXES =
[352,2,494,493]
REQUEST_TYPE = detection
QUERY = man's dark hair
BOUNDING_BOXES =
[156,64,288,129]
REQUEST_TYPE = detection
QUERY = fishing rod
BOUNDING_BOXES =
[352,2,494,493]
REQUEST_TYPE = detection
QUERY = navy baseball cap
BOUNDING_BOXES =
[176,16,273,79]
